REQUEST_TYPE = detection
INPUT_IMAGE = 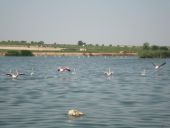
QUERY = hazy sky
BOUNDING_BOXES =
[0,0,170,45]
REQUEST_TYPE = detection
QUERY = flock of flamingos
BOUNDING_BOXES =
[4,61,166,117]
[5,61,166,79]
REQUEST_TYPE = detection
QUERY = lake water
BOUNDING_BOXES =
[0,56,170,128]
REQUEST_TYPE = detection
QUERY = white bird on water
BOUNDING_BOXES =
[152,62,166,69]
[141,69,146,76]
[30,68,34,76]
[57,67,71,72]
[71,68,76,74]
[68,109,84,117]
[6,70,25,79]
[104,68,113,76]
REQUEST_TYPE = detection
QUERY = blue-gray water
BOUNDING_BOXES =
[0,56,170,128]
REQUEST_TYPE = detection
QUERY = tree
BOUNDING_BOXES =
[53,42,57,48]
[160,46,168,51]
[38,41,44,45]
[143,42,150,50]
[88,44,93,47]
[78,40,86,46]
[151,45,159,50]
[31,41,35,45]
[21,41,27,44]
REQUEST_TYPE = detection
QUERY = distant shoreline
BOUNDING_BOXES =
[1,41,170,58]
[0,45,137,56]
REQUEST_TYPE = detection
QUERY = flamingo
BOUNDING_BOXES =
[152,62,166,69]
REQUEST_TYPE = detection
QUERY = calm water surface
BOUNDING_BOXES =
[0,56,170,128]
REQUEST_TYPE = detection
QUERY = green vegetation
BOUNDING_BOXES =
[138,50,170,58]
[85,45,140,53]
[5,50,33,56]
[0,40,44,46]
[77,40,86,46]
[20,50,33,56]
[138,42,170,58]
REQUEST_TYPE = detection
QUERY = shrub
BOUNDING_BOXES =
[5,50,20,56]
[5,50,33,56]
[20,50,33,56]
[138,50,170,58]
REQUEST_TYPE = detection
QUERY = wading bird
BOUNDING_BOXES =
[141,69,146,76]
[30,68,34,76]
[152,62,166,69]
[6,70,25,79]
[104,68,113,76]
[57,67,71,72]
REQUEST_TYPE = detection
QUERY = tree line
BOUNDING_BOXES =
[139,42,170,58]
[0,40,45,45]
[143,42,169,51]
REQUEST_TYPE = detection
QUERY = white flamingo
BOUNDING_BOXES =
[57,67,71,72]
[104,68,113,76]
[30,68,34,76]
[6,70,25,79]
[152,62,166,69]
[141,69,146,76]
